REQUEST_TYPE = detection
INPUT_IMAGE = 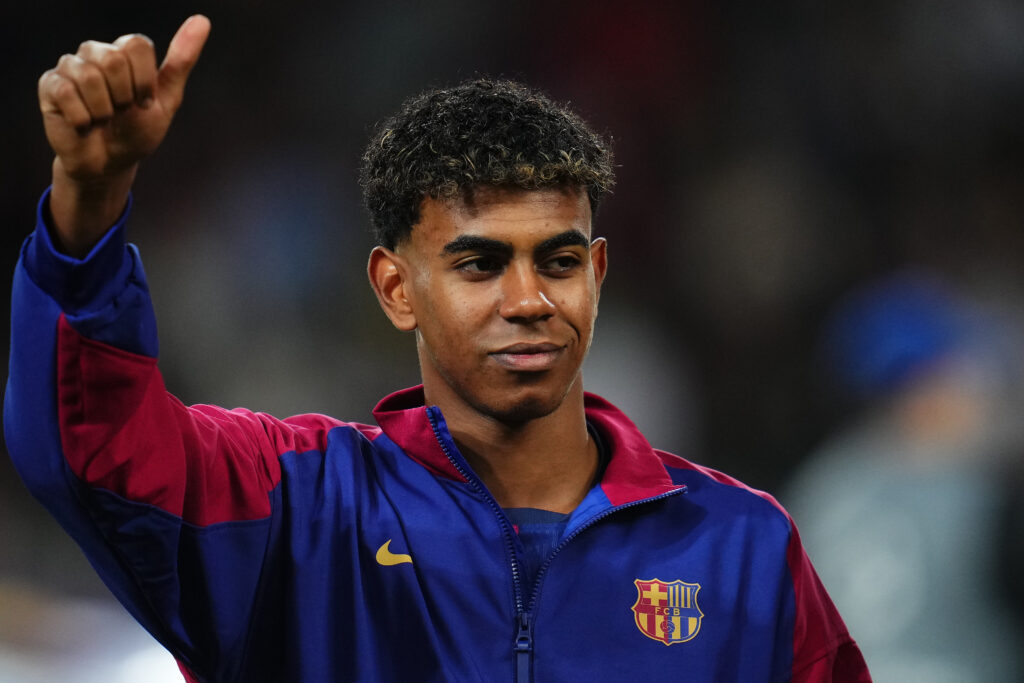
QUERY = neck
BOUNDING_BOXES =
[428,381,598,514]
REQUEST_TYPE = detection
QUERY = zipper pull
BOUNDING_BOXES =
[514,612,533,683]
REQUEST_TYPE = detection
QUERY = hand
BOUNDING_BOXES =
[38,15,210,256]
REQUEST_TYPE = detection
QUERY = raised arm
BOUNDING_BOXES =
[38,14,209,256]
[7,17,340,680]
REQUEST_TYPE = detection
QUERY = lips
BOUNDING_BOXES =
[489,342,564,371]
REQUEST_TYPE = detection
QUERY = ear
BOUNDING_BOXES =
[367,246,418,331]
[590,237,608,303]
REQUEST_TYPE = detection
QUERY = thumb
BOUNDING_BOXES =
[157,15,211,108]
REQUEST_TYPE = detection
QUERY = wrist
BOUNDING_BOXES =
[49,158,137,258]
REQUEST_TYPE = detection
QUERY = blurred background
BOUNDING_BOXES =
[2,0,1024,680]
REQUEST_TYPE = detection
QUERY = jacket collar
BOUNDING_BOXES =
[372,386,683,506]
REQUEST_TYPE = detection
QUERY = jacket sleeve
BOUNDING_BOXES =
[4,190,336,681]
[785,524,872,683]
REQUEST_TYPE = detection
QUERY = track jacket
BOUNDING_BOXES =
[4,191,870,682]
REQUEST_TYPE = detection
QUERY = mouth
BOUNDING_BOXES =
[489,342,565,371]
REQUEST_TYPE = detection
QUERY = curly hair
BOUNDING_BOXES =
[360,79,615,249]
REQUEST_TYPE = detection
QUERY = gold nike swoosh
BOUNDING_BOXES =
[376,539,413,566]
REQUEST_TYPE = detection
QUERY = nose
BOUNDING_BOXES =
[498,263,556,322]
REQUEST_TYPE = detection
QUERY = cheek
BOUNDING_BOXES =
[440,287,488,326]
[448,278,506,317]
[558,286,599,330]
[416,283,494,346]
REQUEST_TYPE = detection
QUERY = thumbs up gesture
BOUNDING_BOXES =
[38,15,211,256]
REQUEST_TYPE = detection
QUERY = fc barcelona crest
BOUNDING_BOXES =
[631,578,704,645]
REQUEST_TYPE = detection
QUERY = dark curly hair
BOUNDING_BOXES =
[360,79,615,249]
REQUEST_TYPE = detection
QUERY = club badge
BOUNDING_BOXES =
[632,578,704,645]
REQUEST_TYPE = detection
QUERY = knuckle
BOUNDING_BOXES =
[53,79,77,101]
[98,49,126,72]
[79,64,103,89]
[37,68,57,90]
[119,33,155,54]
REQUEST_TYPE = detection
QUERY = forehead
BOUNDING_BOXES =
[406,187,592,253]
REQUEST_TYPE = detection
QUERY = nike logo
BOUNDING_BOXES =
[375,539,413,566]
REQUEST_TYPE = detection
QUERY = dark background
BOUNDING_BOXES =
[2,1,1023,678]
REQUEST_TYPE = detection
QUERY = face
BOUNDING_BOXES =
[369,187,608,425]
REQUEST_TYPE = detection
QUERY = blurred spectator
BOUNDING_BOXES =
[784,269,1024,682]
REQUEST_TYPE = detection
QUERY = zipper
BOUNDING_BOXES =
[426,407,686,682]
[426,407,526,617]
[427,408,531,682]
[514,612,533,683]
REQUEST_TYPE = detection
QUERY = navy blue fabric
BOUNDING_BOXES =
[27,189,158,357]
[505,507,570,588]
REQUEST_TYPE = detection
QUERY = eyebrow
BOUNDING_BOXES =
[535,230,590,254]
[439,230,590,258]
[440,235,512,257]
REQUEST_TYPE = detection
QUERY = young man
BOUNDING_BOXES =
[6,15,869,683]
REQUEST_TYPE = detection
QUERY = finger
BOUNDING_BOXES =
[55,53,114,122]
[38,69,92,129]
[113,33,157,105]
[157,15,211,107]
[76,41,133,109]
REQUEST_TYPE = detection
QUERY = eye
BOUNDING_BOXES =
[540,253,582,275]
[455,256,504,278]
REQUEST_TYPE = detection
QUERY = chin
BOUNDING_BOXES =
[474,380,574,426]
[485,397,559,425]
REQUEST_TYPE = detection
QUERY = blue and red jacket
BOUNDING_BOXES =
[5,191,870,682]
